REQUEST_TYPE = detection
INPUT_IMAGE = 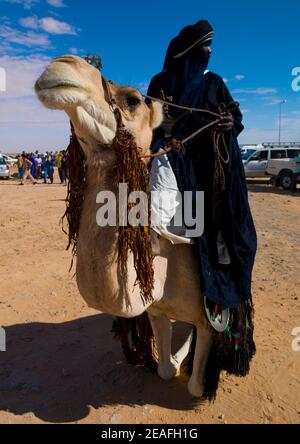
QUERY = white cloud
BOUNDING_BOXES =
[0,54,50,98]
[265,99,287,106]
[0,25,51,52]
[222,75,245,84]
[0,54,69,152]
[0,15,11,24]
[40,17,76,34]
[0,0,39,9]
[0,122,70,153]
[239,117,300,144]
[19,16,39,29]
[20,16,77,35]
[232,88,278,95]
[47,0,66,7]
[238,128,278,144]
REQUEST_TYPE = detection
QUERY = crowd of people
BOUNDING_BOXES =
[17,150,69,186]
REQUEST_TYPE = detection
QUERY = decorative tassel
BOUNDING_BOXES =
[113,111,154,305]
[184,299,256,401]
[111,313,158,372]
[62,124,87,260]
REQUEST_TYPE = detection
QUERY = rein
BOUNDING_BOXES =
[102,75,233,195]
[101,75,238,158]
[141,94,238,159]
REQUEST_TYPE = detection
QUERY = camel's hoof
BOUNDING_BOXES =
[157,359,178,381]
[187,379,204,398]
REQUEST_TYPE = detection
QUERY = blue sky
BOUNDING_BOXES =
[0,0,300,152]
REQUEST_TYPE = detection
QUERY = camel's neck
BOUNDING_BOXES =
[80,147,118,241]
[75,145,149,315]
[85,146,117,190]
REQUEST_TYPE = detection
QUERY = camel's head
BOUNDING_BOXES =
[35,55,163,157]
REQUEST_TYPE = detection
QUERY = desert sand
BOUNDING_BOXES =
[0,175,299,424]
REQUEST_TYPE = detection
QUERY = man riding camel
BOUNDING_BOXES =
[147,19,257,371]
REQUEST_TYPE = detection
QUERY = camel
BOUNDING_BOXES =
[35,55,213,398]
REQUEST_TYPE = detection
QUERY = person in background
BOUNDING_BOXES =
[61,150,69,186]
[43,154,54,184]
[29,152,36,178]
[34,154,42,179]
[17,155,24,180]
[55,151,64,184]
[20,154,37,185]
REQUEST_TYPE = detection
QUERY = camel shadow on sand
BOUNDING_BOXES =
[0,314,198,423]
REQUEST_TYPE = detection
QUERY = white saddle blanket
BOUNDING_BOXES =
[150,149,193,245]
[150,149,231,265]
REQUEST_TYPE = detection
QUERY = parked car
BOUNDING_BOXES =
[266,157,300,191]
[243,146,300,178]
[0,154,17,165]
[241,148,259,161]
[0,157,10,179]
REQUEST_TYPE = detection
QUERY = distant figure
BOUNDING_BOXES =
[55,151,64,184]
[29,152,36,178]
[34,154,42,179]
[20,154,37,185]
[17,155,24,180]
[43,154,54,184]
[61,150,69,185]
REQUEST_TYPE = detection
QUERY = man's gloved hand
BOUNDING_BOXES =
[217,113,234,132]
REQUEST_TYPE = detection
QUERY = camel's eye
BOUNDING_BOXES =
[127,96,141,107]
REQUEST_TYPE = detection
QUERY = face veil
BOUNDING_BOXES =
[162,20,214,110]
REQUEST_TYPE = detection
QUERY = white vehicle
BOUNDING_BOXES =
[243,145,300,178]
[267,157,300,191]
[0,154,17,165]
[241,146,262,162]
[0,157,10,179]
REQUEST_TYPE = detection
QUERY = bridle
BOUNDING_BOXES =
[101,75,238,161]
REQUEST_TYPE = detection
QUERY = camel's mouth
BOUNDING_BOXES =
[35,79,83,93]
[35,75,90,111]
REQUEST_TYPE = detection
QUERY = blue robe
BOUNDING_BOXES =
[147,70,257,310]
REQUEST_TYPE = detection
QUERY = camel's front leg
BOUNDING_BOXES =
[187,324,213,398]
[147,313,178,381]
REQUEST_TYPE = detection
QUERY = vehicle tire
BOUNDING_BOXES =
[280,172,294,190]
[271,177,280,187]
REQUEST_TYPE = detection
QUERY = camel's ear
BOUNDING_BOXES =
[149,101,163,129]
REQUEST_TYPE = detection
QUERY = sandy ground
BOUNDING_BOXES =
[0,174,300,424]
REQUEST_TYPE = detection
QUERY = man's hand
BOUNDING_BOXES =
[166,138,184,152]
[217,113,234,132]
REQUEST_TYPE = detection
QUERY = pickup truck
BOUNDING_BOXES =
[266,157,300,191]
